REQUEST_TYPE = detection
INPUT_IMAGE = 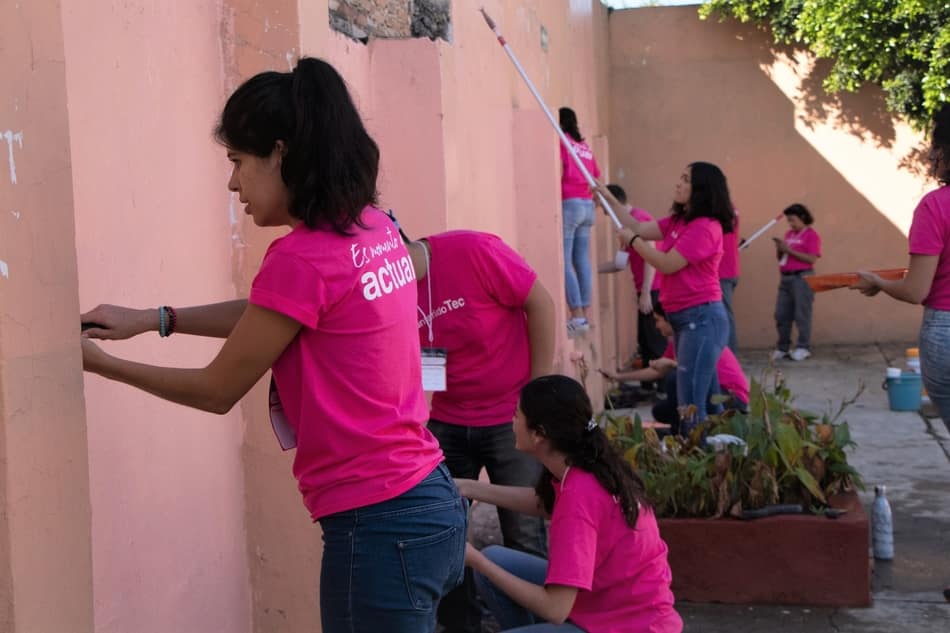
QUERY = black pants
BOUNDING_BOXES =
[428,419,548,633]
[637,289,668,386]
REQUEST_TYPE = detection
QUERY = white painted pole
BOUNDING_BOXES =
[480,8,623,230]
[739,212,785,251]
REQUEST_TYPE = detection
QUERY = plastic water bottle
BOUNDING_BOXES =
[905,348,932,405]
[871,485,894,560]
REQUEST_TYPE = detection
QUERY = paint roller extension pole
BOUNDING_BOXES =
[739,212,785,251]
[479,8,623,230]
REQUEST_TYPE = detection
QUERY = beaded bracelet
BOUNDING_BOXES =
[159,306,177,338]
[166,305,177,336]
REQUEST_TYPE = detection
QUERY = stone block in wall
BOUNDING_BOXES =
[329,0,449,43]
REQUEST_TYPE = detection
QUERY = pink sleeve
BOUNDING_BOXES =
[250,249,327,328]
[662,341,675,360]
[671,219,721,264]
[657,216,673,237]
[909,196,945,256]
[804,229,822,256]
[474,236,538,307]
[545,485,597,590]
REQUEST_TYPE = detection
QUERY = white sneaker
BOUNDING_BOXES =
[567,318,590,338]
[790,348,812,361]
[770,349,788,361]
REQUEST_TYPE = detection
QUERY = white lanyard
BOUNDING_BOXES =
[416,241,434,345]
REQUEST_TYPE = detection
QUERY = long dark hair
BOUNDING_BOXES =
[214,57,379,234]
[672,162,735,234]
[559,107,584,143]
[931,103,950,184]
[522,375,647,528]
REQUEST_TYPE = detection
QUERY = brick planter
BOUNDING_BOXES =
[659,491,870,606]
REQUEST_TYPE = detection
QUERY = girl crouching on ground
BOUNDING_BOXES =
[457,375,682,633]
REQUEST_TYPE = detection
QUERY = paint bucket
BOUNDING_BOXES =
[883,372,922,412]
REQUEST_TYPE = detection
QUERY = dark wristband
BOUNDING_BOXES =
[627,234,641,249]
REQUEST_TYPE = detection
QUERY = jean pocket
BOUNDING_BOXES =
[398,525,465,611]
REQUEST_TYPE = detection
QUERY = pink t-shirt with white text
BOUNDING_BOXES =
[662,341,749,404]
[625,207,662,292]
[779,227,821,273]
[657,215,723,313]
[421,231,537,427]
[250,207,442,520]
[560,138,600,201]
[908,186,950,310]
[719,210,741,279]
[546,468,682,633]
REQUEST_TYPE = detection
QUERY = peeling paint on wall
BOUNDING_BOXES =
[2,130,24,184]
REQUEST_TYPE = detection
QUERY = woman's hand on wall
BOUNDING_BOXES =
[81,304,155,340]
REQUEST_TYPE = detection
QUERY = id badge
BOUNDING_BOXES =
[421,347,448,392]
[268,376,297,450]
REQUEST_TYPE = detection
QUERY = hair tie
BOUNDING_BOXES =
[586,418,597,432]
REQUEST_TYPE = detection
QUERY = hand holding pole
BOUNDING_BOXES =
[479,8,622,230]
[738,212,785,251]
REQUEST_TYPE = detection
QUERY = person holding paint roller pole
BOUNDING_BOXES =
[771,203,822,362]
[79,57,464,633]
[595,163,735,433]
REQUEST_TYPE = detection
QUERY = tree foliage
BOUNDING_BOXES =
[700,0,950,128]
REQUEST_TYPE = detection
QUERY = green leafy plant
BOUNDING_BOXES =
[602,372,864,518]
[700,0,950,128]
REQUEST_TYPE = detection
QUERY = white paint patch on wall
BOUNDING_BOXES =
[3,130,24,184]
[0,260,9,279]
[286,50,295,71]
[10,210,20,220]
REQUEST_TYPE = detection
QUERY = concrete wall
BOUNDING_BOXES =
[0,1,95,632]
[608,7,928,350]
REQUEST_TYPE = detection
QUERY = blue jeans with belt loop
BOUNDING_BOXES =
[666,301,730,433]
[318,463,467,633]
[562,198,595,310]
[920,307,950,424]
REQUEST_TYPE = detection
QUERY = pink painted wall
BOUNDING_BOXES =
[607,7,927,350]
[0,1,95,632]
[63,2,251,632]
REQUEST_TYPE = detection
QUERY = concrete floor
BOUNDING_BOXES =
[468,343,950,632]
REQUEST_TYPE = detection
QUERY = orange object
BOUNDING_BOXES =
[805,268,908,293]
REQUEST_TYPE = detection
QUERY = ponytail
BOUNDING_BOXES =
[215,57,379,234]
[522,376,647,528]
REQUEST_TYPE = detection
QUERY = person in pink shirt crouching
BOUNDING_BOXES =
[457,375,682,633]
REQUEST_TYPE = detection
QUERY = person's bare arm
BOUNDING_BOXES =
[81,304,300,413]
[524,280,556,378]
[82,300,248,340]
[454,479,547,517]
[853,255,939,304]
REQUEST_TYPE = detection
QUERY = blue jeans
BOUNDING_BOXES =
[318,463,466,633]
[667,301,730,431]
[428,420,548,633]
[473,545,585,632]
[562,198,595,309]
[720,277,739,351]
[920,307,950,424]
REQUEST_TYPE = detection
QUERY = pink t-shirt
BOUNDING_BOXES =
[657,215,723,313]
[250,207,442,520]
[560,137,600,201]
[625,207,662,293]
[908,186,950,310]
[420,231,537,427]
[719,210,741,279]
[662,341,749,404]
[779,227,821,273]
[546,468,682,633]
